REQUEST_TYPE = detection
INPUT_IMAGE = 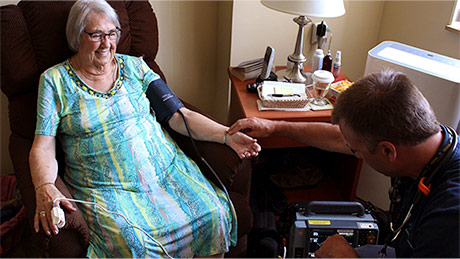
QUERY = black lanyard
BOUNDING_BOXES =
[379,126,458,258]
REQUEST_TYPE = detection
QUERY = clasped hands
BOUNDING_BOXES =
[226,116,281,159]
[226,117,275,159]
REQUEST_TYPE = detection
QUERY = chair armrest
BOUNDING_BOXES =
[9,133,89,257]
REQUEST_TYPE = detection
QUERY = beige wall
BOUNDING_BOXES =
[150,1,218,119]
[149,0,232,124]
[378,1,460,60]
[215,1,234,121]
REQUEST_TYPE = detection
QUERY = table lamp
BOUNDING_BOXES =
[261,0,345,83]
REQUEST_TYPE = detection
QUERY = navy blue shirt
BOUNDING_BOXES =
[392,125,460,257]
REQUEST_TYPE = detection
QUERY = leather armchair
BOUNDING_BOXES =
[0,1,252,257]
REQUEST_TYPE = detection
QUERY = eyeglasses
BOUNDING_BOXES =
[83,27,121,42]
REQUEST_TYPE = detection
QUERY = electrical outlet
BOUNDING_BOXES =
[311,21,328,45]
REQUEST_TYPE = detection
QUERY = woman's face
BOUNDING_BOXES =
[78,12,117,68]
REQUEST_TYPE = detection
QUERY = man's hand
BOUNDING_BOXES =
[227,117,277,138]
[315,234,359,258]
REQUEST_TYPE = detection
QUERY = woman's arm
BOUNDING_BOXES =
[29,134,76,236]
[167,107,261,159]
[143,77,261,158]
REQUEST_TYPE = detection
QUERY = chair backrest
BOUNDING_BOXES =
[1,0,165,141]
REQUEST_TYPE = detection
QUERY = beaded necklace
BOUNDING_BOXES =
[65,55,125,98]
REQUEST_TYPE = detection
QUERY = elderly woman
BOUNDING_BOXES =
[29,0,260,257]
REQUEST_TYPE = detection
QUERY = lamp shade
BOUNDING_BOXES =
[261,0,345,18]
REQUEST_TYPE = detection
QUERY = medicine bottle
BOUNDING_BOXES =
[312,49,324,73]
[322,50,333,72]
[332,50,341,77]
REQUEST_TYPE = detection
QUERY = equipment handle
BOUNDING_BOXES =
[305,201,365,217]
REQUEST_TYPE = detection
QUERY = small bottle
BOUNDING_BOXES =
[312,49,324,73]
[332,50,341,77]
[322,50,333,72]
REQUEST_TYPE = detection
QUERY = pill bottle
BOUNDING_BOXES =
[312,49,324,73]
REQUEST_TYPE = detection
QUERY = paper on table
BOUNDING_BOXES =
[274,86,294,95]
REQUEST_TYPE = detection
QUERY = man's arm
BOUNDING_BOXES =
[228,117,352,155]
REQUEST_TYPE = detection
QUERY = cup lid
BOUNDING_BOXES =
[312,70,334,83]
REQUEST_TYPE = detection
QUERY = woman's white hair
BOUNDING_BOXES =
[66,0,121,52]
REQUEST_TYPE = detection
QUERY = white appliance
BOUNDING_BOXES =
[356,41,460,209]
[365,41,460,130]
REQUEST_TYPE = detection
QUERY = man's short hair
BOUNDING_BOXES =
[331,69,439,152]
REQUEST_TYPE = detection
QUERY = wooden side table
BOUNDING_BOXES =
[228,66,361,202]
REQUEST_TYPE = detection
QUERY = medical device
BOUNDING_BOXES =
[288,201,379,258]
[146,78,184,122]
[365,41,460,131]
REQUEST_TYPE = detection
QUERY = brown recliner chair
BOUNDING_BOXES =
[0,1,253,257]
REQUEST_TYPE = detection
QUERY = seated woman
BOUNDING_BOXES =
[29,0,261,257]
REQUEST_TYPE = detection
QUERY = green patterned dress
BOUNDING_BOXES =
[35,54,236,258]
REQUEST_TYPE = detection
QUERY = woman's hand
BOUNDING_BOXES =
[225,131,261,159]
[34,183,76,236]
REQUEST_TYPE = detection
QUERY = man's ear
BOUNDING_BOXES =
[377,141,397,161]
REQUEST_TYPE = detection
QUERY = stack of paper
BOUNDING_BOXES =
[231,58,263,81]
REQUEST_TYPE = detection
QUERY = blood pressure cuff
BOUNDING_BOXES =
[146,79,184,122]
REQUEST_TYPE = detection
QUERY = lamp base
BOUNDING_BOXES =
[276,64,312,85]
[277,15,312,84]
